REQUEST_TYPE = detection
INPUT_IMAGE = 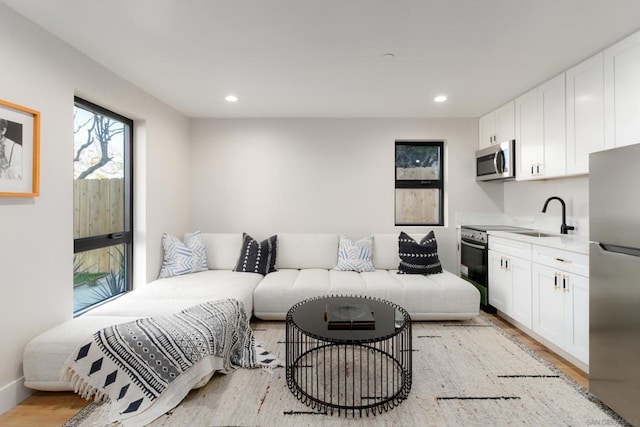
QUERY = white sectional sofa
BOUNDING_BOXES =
[22,232,479,391]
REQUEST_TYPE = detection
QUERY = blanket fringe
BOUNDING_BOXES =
[61,366,110,402]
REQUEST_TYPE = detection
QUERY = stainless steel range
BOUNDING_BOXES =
[459,225,532,312]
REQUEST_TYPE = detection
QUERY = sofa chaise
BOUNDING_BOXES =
[22,232,480,391]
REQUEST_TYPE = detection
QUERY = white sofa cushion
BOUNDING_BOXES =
[276,233,339,269]
[391,269,480,319]
[201,233,243,270]
[252,268,479,321]
[85,270,262,318]
[372,234,402,269]
[372,233,428,269]
[23,315,141,391]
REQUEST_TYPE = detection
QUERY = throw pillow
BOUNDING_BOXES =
[159,231,208,278]
[233,233,277,275]
[334,235,375,272]
[398,231,443,275]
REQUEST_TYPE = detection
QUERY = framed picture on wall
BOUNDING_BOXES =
[0,99,40,197]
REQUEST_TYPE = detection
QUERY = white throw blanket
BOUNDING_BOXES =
[61,298,270,426]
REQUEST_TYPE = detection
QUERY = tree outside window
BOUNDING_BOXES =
[73,98,133,314]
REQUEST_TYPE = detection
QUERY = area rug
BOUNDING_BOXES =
[65,316,628,426]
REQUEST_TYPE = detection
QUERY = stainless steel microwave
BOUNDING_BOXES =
[475,140,515,181]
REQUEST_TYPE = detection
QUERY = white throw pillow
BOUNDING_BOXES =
[334,235,375,272]
[159,231,208,278]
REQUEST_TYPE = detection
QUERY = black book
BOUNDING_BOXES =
[326,303,375,330]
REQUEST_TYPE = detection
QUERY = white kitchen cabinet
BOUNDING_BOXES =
[566,53,605,175]
[515,88,540,180]
[478,101,515,149]
[488,250,510,313]
[510,257,533,329]
[488,236,532,328]
[532,263,567,348]
[564,272,589,364]
[515,74,566,180]
[532,245,589,364]
[495,102,515,144]
[479,112,496,149]
[540,74,567,178]
[604,30,640,149]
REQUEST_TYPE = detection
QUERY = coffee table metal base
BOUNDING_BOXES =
[286,296,412,417]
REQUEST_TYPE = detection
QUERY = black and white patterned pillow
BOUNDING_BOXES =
[398,231,443,275]
[232,233,277,275]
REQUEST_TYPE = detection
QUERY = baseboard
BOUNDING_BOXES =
[0,377,32,416]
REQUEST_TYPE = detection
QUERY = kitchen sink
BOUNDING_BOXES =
[513,231,557,237]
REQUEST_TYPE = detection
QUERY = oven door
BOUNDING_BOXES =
[460,239,489,305]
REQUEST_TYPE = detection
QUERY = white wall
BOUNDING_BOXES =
[189,118,504,271]
[503,175,589,236]
[0,4,191,413]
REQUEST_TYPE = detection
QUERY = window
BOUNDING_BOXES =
[73,97,133,315]
[394,140,444,226]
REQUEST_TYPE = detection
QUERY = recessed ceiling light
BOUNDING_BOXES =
[434,95,448,103]
[225,95,238,102]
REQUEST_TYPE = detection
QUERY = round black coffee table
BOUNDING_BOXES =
[285,295,412,416]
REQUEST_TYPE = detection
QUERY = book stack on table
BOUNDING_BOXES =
[326,303,375,330]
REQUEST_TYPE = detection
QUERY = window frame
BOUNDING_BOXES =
[73,96,134,315]
[394,140,445,226]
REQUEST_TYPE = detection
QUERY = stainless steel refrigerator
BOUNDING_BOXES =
[590,142,640,424]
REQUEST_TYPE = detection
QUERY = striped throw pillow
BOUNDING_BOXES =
[159,231,208,278]
[334,235,375,272]
[398,231,443,275]
[233,233,277,275]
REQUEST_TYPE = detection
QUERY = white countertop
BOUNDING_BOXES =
[488,230,590,255]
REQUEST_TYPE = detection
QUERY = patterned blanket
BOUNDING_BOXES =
[61,298,272,426]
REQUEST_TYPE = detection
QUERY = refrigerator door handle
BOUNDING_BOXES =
[599,243,640,258]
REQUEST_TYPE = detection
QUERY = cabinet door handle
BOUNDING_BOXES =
[554,273,558,288]
[505,259,509,270]
[563,275,569,292]
[531,165,534,174]
[554,257,571,263]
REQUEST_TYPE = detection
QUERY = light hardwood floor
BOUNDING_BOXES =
[0,313,588,426]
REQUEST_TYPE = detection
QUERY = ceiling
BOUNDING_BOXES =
[3,0,640,118]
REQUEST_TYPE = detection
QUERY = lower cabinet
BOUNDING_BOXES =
[488,236,589,367]
[488,237,532,329]
[532,246,589,365]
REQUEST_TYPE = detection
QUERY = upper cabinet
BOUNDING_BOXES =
[479,112,496,149]
[515,88,540,180]
[539,74,567,179]
[480,29,640,179]
[566,53,605,175]
[515,74,566,181]
[478,101,515,149]
[604,31,640,149]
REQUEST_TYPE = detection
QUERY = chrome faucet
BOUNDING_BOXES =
[542,196,575,234]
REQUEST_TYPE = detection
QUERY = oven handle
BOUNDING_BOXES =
[460,240,486,251]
